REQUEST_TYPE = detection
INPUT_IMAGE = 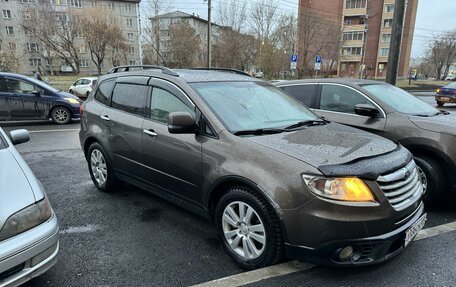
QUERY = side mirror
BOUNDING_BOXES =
[354,104,380,118]
[31,90,41,97]
[9,129,30,145]
[168,112,198,134]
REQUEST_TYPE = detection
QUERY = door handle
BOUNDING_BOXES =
[100,115,110,121]
[143,129,158,137]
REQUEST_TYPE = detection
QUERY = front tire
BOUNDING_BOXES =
[414,156,444,206]
[88,142,121,192]
[214,187,284,270]
[51,107,71,124]
[437,101,444,107]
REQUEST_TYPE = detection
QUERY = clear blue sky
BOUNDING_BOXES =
[150,0,456,58]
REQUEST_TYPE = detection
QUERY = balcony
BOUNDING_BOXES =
[343,24,365,32]
[340,54,362,62]
[344,8,368,17]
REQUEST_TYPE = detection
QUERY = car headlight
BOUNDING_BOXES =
[0,196,52,241]
[302,175,376,202]
[65,98,80,104]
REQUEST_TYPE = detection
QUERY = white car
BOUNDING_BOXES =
[68,77,97,99]
[0,128,59,286]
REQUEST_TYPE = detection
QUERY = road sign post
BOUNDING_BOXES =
[315,55,322,77]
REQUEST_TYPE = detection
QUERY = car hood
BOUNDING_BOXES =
[0,149,40,230]
[59,91,80,100]
[409,113,456,136]
[245,122,398,168]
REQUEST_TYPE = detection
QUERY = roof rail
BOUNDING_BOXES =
[108,65,179,77]
[188,68,252,77]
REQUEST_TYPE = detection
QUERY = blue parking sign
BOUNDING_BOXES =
[291,54,298,63]
[315,55,322,63]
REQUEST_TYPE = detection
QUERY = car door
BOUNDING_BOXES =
[78,79,91,96]
[315,83,387,135]
[0,77,10,120]
[72,79,82,95]
[141,78,202,204]
[4,77,46,120]
[101,77,149,179]
[281,84,319,108]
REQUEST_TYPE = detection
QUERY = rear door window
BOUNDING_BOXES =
[282,84,318,107]
[94,80,115,106]
[81,79,91,85]
[319,84,371,114]
[111,83,148,116]
[5,78,35,94]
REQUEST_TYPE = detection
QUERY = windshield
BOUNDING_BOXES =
[362,84,438,116]
[28,77,59,93]
[191,81,319,132]
[446,82,456,88]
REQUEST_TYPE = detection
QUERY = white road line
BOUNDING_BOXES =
[29,129,80,133]
[191,221,456,287]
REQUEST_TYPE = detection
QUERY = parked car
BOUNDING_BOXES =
[68,77,97,99]
[80,66,425,269]
[0,73,81,124]
[444,74,456,81]
[275,79,456,205]
[435,82,456,106]
[0,127,59,286]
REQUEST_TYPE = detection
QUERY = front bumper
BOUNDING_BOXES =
[284,203,425,266]
[435,95,456,103]
[0,213,59,287]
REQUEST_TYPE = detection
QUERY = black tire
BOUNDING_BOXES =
[50,106,71,124]
[69,89,74,94]
[214,187,284,270]
[437,101,444,107]
[414,156,445,206]
[87,142,122,192]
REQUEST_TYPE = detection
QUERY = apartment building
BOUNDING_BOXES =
[299,0,418,78]
[149,11,224,66]
[0,0,141,75]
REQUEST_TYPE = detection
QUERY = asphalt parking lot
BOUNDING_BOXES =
[3,98,456,287]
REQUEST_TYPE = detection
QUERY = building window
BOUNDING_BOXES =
[125,4,132,12]
[56,13,68,22]
[52,0,67,5]
[9,42,16,50]
[2,10,11,19]
[382,33,391,42]
[108,2,114,10]
[91,1,96,7]
[80,59,89,67]
[5,26,14,35]
[27,43,39,52]
[345,0,367,9]
[384,19,393,28]
[159,18,170,27]
[129,46,135,54]
[385,4,395,13]
[127,18,133,27]
[127,32,134,41]
[129,60,136,65]
[78,44,88,53]
[29,58,42,66]
[69,0,82,8]
[22,0,31,3]
[343,31,364,41]
[379,48,389,57]
[342,47,362,56]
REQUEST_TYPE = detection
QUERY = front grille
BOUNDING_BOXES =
[377,160,423,210]
[0,263,24,281]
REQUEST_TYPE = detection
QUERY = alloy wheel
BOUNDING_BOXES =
[90,149,107,186]
[222,201,266,260]
[53,108,69,124]
[417,166,428,193]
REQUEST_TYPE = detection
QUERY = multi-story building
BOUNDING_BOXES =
[298,0,418,78]
[149,11,223,67]
[0,0,141,75]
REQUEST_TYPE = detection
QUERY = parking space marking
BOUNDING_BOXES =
[29,129,80,133]
[60,224,100,234]
[192,220,456,287]
[191,261,314,287]
[415,221,456,241]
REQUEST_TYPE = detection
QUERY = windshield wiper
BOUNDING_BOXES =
[284,120,327,130]
[233,128,285,136]
[432,110,450,116]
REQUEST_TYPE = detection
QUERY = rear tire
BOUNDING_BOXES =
[214,187,284,270]
[437,101,444,107]
[414,156,444,206]
[51,107,71,124]
[87,142,122,192]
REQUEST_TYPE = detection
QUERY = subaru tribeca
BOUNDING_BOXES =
[79,66,425,269]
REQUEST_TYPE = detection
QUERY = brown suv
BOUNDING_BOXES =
[80,66,425,269]
[275,79,456,206]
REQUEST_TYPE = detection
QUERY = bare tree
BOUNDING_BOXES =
[425,31,456,80]
[250,0,278,40]
[217,0,247,32]
[20,3,82,74]
[213,28,256,70]
[0,46,19,72]
[167,21,201,68]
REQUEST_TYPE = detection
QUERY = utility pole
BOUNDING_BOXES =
[207,0,212,68]
[386,0,406,85]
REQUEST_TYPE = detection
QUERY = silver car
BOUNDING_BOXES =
[0,128,59,287]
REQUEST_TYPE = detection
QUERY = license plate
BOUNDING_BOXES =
[405,213,427,247]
